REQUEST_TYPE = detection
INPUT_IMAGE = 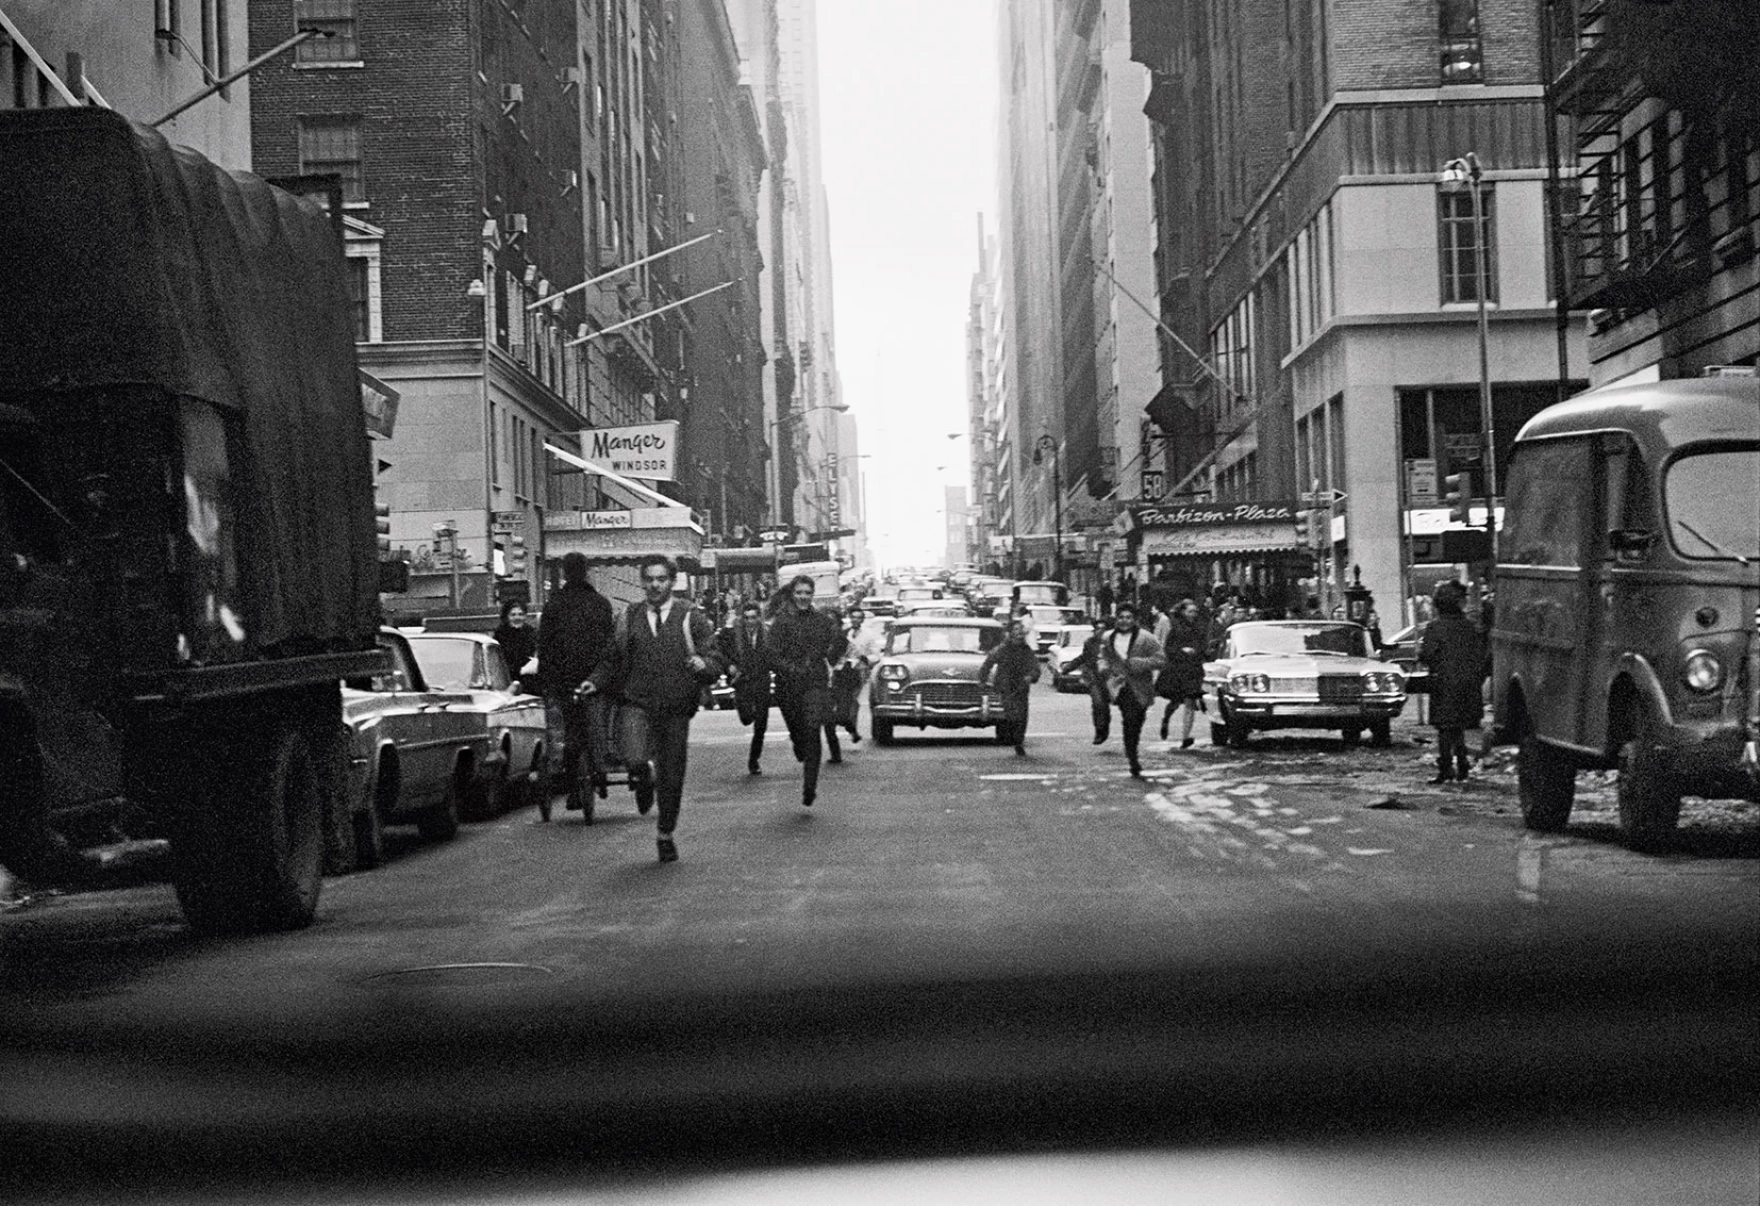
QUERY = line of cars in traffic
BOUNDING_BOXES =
[338,627,546,868]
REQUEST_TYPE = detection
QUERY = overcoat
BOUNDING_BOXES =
[980,640,1041,728]
[1418,613,1487,729]
[1098,629,1168,708]
[1156,615,1207,700]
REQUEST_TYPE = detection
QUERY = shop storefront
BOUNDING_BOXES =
[541,507,704,609]
[1120,500,1312,615]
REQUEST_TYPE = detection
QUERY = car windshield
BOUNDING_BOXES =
[1059,626,1094,647]
[407,637,480,690]
[889,625,1001,654]
[1230,622,1370,657]
[1665,447,1760,562]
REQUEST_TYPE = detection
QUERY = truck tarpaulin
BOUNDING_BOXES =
[0,107,378,653]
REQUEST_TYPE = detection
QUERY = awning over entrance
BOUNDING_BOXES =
[543,507,703,570]
[701,546,779,572]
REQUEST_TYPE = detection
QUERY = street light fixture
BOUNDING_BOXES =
[1440,151,1499,564]
[1031,433,1064,583]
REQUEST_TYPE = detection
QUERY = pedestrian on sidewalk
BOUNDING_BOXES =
[1418,580,1487,784]
[592,556,724,862]
[718,600,773,775]
[832,606,881,745]
[536,553,616,812]
[1064,615,1115,745]
[981,617,1042,755]
[768,574,849,808]
[1097,601,1167,777]
[1157,598,1207,748]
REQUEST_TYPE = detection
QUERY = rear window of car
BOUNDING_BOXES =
[1665,447,1760,561]
[889,626,1001,654]
[408,638,479,690]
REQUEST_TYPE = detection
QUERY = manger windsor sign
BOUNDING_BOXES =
[582,421,679,481]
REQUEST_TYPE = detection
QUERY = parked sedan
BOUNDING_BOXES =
[404,632,547,817]
[1379,622,1431,693]
[341,628,489,868]
[1048,624,1095,692]
[868,618,1006,745]
[1205,621,1407,747]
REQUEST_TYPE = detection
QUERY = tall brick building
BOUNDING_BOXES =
[1130,0,1589,622]
[248,0,782,608]
[674,0,768,544]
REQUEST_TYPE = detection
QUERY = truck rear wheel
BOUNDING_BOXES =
[172,729,324,935]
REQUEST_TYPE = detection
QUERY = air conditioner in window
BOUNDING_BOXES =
[508,213,529,236]
[501,83,524,115]
[562,169,579,197]
[562,66,582,94]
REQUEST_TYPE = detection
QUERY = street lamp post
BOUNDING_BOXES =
[1032,434,1064,583]
[1441,152,1499,564]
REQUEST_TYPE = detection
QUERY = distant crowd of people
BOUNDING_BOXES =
[519,558,1495,862]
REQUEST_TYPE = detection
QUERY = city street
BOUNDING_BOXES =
[4,684,1757,1200]
[5,685,1757,1008]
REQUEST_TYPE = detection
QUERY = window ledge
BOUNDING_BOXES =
[294,61,366,70]
[1439,301,1501,312]
[343,200,372,210]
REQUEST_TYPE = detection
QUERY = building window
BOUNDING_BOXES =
[1439,187,1497,304]
[1439,0,1482,84]
[346,256,369,341]
[294,0,359,63]
[297,116,364,202]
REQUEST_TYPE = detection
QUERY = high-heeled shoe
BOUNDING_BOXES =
[1180,737,1194,750]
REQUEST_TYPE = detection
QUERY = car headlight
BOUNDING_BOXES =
[1682,649,1723,693]
[1363,672,1402,693]
[878,663,908,680]
[1230,673,1271,694]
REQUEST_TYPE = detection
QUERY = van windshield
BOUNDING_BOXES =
[1665,448,1760,562]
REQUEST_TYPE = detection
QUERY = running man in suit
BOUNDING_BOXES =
[1096,601,1168,778]
[589,555,724,863]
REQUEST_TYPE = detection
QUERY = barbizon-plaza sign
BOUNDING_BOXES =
[1126,499,1303,557]
[582,421,678,481]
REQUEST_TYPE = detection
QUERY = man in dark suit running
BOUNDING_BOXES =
[719,600,773,775]
[589,555,724,863]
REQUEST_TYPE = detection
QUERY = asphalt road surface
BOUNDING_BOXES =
[4,686,1757,1202]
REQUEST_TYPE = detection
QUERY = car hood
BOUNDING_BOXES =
[880,653,989,679]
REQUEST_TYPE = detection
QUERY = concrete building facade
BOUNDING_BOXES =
[1130,0,1589,623]
[2,0,252,166]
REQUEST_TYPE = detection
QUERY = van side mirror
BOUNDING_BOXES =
[1608,529,1655,556]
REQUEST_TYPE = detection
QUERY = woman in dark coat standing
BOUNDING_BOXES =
[1156,598,1208,747]
[1418,581,1487,783]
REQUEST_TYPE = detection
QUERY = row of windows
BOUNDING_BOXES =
[1221,186,1499,400]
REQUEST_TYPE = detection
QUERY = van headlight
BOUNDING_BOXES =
[1682,649,1722,693]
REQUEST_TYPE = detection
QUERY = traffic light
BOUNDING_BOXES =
[374,501,392,557]
[506,533,527,578]
[1444,472,1471,524]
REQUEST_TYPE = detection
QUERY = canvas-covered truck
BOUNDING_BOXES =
[0,108,388,933]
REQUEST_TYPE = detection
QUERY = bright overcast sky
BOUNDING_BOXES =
[816,0,999,571]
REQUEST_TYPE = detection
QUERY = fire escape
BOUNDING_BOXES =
[1546,0,1757,317]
